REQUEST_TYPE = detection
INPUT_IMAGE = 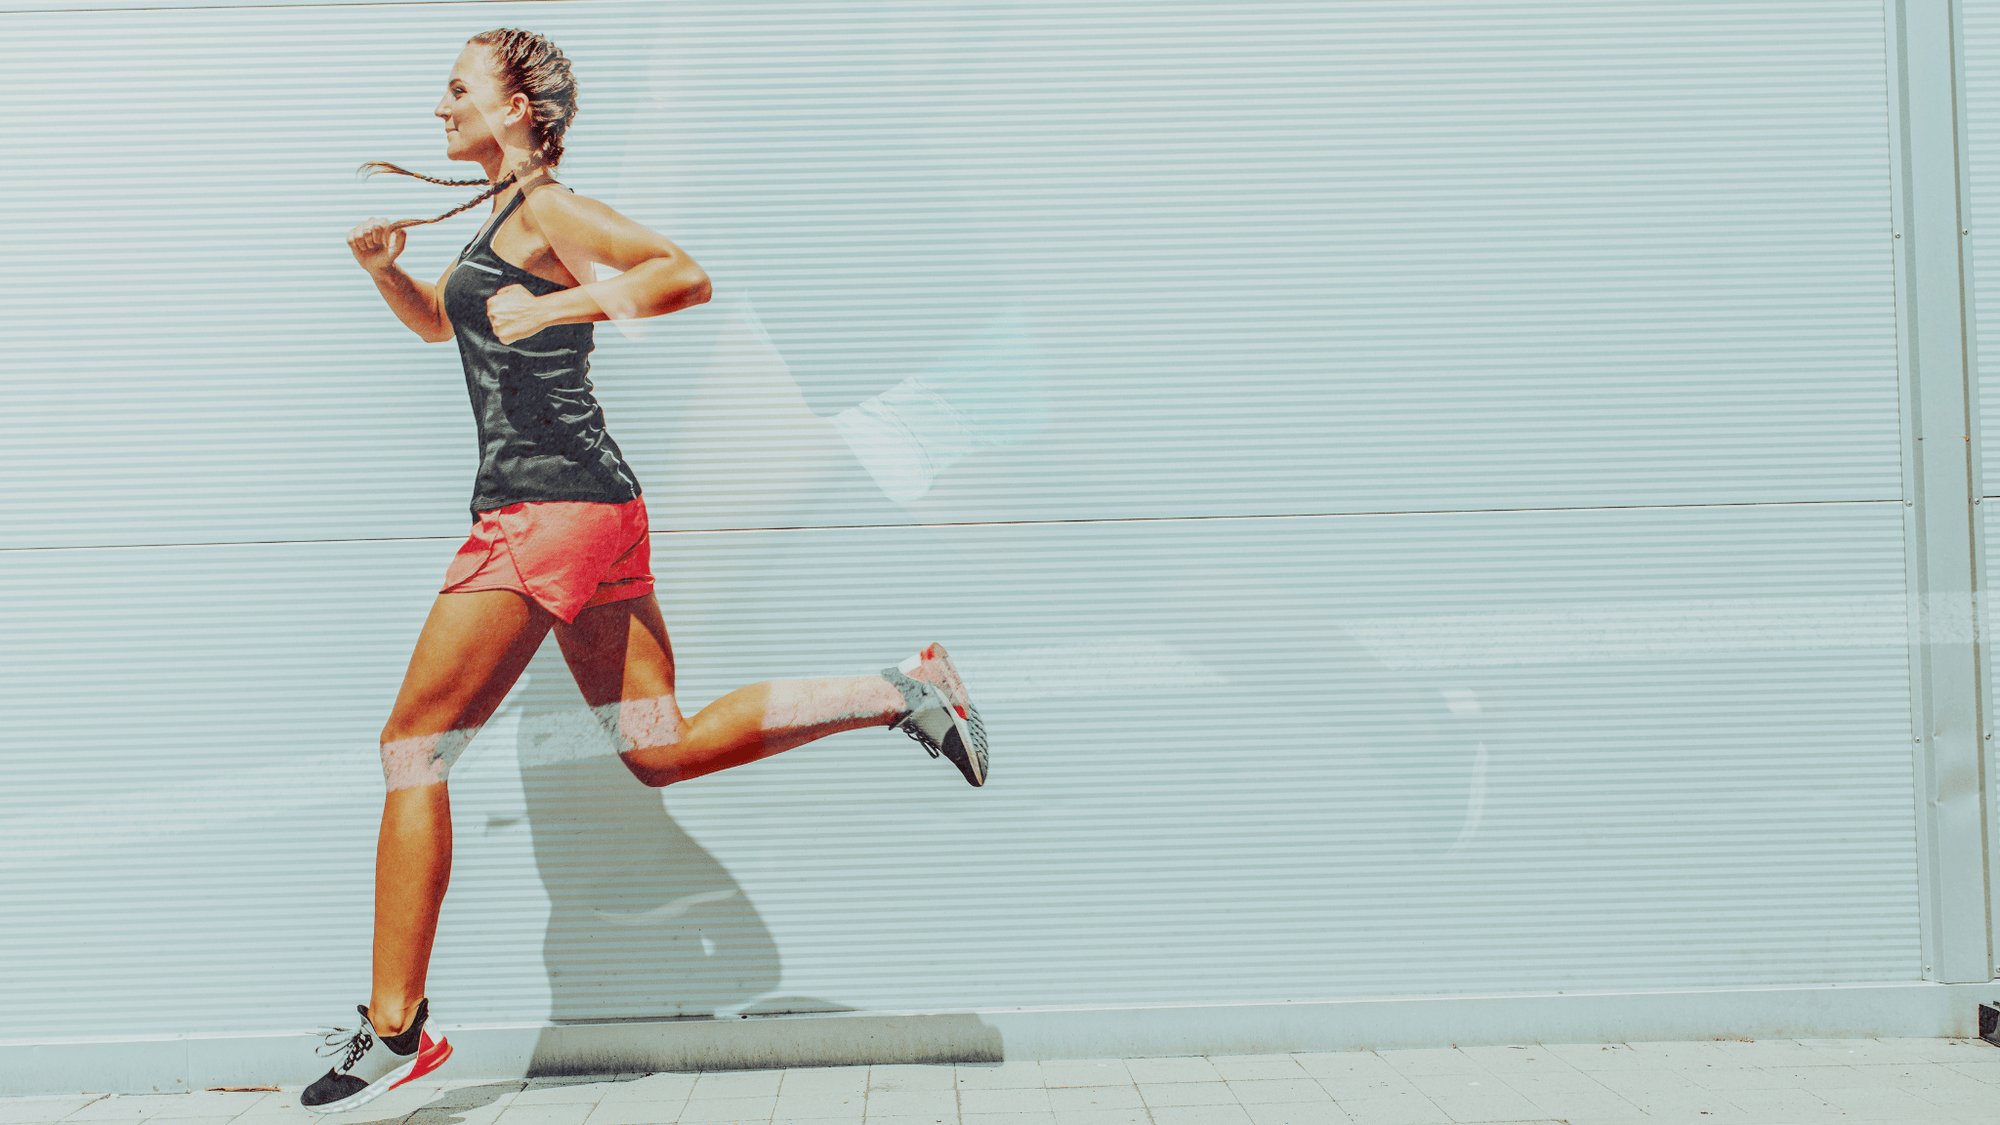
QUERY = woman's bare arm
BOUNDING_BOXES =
[484,188,711,345]
[347,218,455,343]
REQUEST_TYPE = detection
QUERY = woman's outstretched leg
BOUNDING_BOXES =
[371,590,553,1033]
[554,594,984,787]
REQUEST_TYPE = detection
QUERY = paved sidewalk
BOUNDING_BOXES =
[5,1038,1999,1125]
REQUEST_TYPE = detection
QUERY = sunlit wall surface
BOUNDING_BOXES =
[3,0,1925,1040]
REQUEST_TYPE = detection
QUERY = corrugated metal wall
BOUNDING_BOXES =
[5,0,1903,550]
[1,0,1933,1042]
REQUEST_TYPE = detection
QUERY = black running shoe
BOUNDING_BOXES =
[884,643,988,787]
[300,1000,452,1114]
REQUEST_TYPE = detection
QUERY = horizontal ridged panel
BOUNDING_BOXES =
[1,0,1901,549]
[0,504,1918,1036]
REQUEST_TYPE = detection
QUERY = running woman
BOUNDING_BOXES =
[306,28,986,1113]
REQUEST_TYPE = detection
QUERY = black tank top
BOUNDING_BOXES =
[442,188,641,517]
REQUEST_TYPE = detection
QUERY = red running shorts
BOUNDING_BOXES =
[440,496,654,623]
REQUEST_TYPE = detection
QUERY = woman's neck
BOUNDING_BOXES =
[479,147,543,188]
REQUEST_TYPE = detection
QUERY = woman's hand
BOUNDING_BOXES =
[487,284,547,345]
[347,217,406,275]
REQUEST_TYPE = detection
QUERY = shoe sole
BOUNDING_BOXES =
[940,712,983,787]
[302,1036,453,1115]
[921,645,987,787]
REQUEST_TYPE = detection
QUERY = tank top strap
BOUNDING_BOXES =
[472,189,532,254]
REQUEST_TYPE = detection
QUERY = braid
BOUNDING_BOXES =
[359,160,490,188]
[357,161,513,231]
[387,174,516,232]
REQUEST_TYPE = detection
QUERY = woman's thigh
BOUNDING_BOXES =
[553,594,685,757]
[384,588,554,743]
[552,593,677,706]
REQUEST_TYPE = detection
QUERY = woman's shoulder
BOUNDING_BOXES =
[517,172,576,199]
[517,179,634,240]
[515,170,587,208]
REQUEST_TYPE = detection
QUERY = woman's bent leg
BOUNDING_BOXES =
[554,595,906,787]
[671,675,907,782]
[371,589,553,1033]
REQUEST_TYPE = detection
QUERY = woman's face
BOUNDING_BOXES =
[435,44,517,163]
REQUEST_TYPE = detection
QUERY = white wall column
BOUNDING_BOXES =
[1887,0,1993,983]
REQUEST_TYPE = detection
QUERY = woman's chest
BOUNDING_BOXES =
[487,225,579,289]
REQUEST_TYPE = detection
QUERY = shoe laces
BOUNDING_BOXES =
[317,1024,374,1071]
[882,668,945,758]
[893,719,942,759]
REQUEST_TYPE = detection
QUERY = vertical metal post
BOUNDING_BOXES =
[1886,0,1990,983]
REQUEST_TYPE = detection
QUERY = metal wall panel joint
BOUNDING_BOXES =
[1887,0,1994,983]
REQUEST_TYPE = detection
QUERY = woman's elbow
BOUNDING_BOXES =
[642,259,710,316]
[682,269,713,309]
[418,303,454,343]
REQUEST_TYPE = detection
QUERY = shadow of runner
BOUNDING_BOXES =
[521,750,782,1024]
[497,650,866,1073]
[401,1081,526,1125]
[401,1076,646,1125]
[500,648,784,1028]
[328,1079,524,1125]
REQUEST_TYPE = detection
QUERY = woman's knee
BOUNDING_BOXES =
[379,722,478,790]
[595,696,688,787]
[619,750,681,788]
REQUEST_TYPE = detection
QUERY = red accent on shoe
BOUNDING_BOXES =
[394,1033,453,1088]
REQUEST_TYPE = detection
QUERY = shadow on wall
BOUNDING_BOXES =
[493,645,1004,1073]
[509,644,783,1023]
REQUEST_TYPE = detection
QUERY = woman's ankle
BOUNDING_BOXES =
[366,996,424,1035]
